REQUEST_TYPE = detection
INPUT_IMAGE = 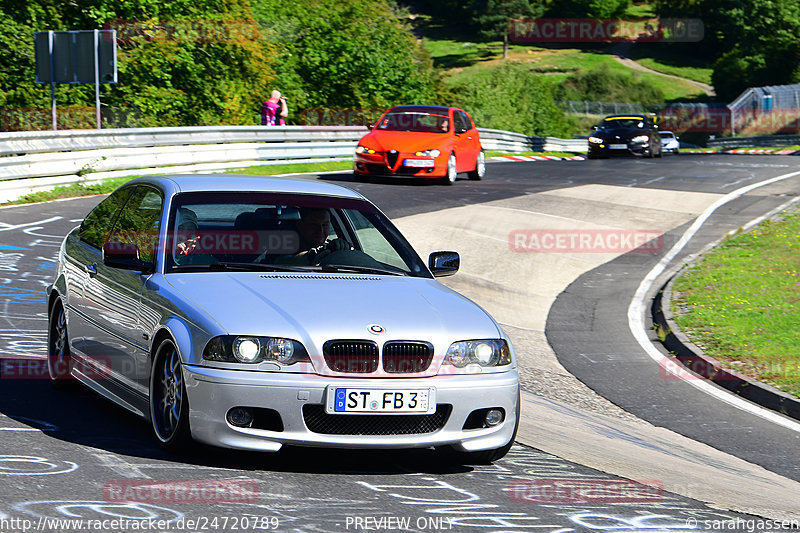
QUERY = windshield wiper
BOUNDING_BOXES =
[321,264,405,276]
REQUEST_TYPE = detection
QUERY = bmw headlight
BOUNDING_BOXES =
[588,136,604,144]
[444,339,511,368]
[204,336,310,365]
[355,145,376,154]
[414,149,441,157]
[631,135,649,143]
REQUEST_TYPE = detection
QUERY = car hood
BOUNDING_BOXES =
[360,131,452,153]
[166,272,500,354]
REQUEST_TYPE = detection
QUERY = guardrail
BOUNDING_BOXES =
[478,128,589,153]
[707,134,800,149]
[0,126,587,203]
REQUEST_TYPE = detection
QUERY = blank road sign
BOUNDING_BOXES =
[35,30,117,84]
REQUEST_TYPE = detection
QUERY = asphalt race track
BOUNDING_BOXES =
[0,154,799,532]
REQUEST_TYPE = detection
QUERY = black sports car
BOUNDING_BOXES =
[587,114,662,159]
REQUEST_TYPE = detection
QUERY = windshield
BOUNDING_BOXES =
[165,192,430,277]
[600,118,647,129]
[376,111,450,133]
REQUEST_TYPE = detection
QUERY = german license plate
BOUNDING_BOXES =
[609,144,627,149]
[326,387,435,414]
[403,159,435,168]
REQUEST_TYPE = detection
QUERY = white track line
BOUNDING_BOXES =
[628,170,800,433]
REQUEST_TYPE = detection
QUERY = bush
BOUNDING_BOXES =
[553,64,665,104]
[450,62,574,137]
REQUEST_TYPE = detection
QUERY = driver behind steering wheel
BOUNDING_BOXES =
[276,207,351,266]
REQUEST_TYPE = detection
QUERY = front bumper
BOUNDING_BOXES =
[589,142,649,157]
[354,153,446,178]
[183,364,519,452]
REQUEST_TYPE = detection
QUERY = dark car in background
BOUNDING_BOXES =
[588,114,662,159]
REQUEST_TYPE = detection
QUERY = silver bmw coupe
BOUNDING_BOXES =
[46,175,519,462]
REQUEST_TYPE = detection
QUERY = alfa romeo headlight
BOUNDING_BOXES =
[444,339,511,368]
[204,336,309,365]
[355,145,376,154]
[631,135,649,143]
[588,136,604,144]
[414,149,441,157]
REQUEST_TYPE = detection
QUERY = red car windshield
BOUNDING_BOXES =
[376,112,450,133]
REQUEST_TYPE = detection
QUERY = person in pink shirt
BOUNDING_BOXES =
[261,90,288,126]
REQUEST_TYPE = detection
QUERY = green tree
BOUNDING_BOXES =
[541,0,630,18]
[472,0,539,59]
[655,0,800,100]
[253,0,439,119]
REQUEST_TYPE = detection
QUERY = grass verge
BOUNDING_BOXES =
[0,161,357,207]
[2,176,140,206]
[221,161,354,175]
[670,208,800,397]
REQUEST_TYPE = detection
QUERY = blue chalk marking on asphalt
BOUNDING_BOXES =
[0,245,32,251]
[0,286,46,303]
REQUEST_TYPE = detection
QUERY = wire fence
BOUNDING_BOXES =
[728,83,800,135]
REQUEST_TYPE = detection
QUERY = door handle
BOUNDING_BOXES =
[85,264,98,277]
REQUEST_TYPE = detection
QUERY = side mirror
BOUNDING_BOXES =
[455,127,468,135]
[591,125,599,131]
[428,251,459,277]
[366,123,373,130]
[103,242,153,273]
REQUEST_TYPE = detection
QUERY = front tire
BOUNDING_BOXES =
[467,150,485,180]
[442,153,457,185]
[47,300,73,388]
[150,338,191,453]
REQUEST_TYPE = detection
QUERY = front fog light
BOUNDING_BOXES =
[485,409,504,427]
[227,407,254,427]
[233,337,261,363]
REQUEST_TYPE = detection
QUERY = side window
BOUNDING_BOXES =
[458,111,473,131]
[464,111,474,129]
[78,188,133,249]
[108,187,164,263]
[454,111,469,133]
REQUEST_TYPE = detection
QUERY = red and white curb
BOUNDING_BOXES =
[490,155,587,162]
[689,149,800,155]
